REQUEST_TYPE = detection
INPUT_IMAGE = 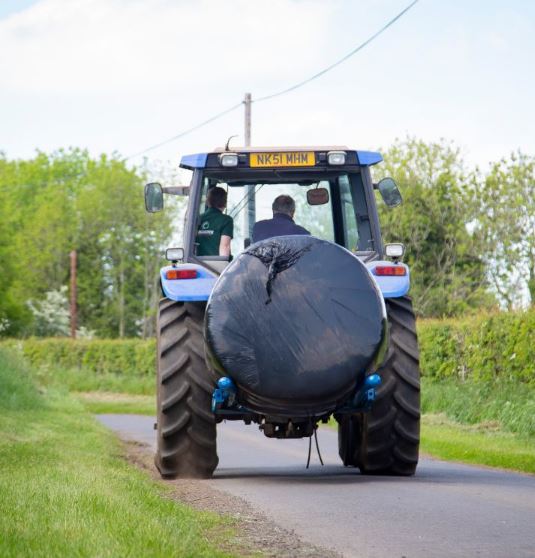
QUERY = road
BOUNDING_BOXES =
[97,414,535,558]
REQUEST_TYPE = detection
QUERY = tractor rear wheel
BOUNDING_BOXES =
[155,299,218,479]
[338,295,420,475]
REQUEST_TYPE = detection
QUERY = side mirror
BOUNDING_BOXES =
[163,186,190,196]
[377,177,402,208]
[307,187,329,206]
[145,182,164,213]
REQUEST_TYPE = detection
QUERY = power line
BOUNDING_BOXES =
[255,0,419,103]
[126,102,242,160]
[127,0,419,159]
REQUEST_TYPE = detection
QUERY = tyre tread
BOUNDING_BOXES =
[338,295,420,476]
[155,299,218,479]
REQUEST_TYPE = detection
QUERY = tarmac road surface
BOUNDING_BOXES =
[97,414,535,558]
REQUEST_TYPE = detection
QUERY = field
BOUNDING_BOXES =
[0,349,235,558]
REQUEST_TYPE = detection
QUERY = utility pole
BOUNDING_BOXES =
[70,249,77,339]
[244,92,252,147]
[244,93,255,240]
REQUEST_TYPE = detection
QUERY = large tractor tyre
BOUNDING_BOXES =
[338,414,362,467]
[338,296,420,475]
[155,299,218,479]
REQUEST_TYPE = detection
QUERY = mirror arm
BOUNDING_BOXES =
[163,186,189,195]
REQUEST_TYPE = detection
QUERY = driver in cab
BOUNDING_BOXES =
[252,195,310,243]
[196,187,233,257]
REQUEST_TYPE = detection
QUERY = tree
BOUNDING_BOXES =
[478,152,535,308]
[0,149,173,337]
[373,138,495,317]
[27,287,71,337]
[0,154,34,335]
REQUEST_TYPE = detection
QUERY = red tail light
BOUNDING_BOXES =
[166,269,198,280]
[374,265,407,277]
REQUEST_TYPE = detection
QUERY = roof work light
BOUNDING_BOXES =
[219,153,238,167]
[327,151,346,165]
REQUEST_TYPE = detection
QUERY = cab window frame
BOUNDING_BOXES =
[187,169,375,263]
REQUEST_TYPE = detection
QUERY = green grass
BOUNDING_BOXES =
[34,364,154,395]
[420,378,535,473]
[75,392,156,415]
[0,349,234,558]
[421,413,535,474]
[422,377,535,438]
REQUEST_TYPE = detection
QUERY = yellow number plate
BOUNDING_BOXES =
[250,152,315,167]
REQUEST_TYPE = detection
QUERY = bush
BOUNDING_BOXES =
[2,338,154,374]
[2,307,534,395]
[1,338,156,394]
[418,308,535,385]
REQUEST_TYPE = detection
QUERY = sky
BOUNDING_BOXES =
[1,0,534,172]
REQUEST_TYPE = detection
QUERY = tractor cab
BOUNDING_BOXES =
[145,146,402,275]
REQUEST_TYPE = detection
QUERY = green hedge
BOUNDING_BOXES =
[1,338,155,378]
[2,307,534,389]
[418,309,535,384]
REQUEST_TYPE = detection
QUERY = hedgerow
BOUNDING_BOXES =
[2,307,533,388]
[1,338,154,376]
[418,308,535,385]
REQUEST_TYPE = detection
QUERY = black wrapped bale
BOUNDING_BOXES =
[205,236,387,416]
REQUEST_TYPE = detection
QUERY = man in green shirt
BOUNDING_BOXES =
[196,186,234,257]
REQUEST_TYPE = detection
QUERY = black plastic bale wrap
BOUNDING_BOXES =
[204,236,387,416]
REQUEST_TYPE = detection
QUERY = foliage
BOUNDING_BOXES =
[1,337,156,394]
[3,305,534,396]
[374,138,496,317]
[0,149,173,338]
[422,378,534,438]
[0,348,44,411]
[418,308,535,385]
[477,152,535,308]
[418,308,535,441]
[0,141,532,333]
[0,349,233,557]
[27,286,71,337]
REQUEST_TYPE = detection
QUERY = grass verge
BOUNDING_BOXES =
[422,378,535,438]
[0,349,234,558]
[75,392,156,415]
[421,413,535,474]
[33,365,154,395]
[328,412,534,475]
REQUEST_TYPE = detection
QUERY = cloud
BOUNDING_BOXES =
[1,0,533,166]
[0,0,336,95]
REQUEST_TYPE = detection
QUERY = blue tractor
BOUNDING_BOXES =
[145,146,420,478]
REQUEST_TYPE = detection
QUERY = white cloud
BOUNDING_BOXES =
[1,0,534,167]
[0,0,336,94]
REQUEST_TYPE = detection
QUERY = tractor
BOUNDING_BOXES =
[145,146,420,478]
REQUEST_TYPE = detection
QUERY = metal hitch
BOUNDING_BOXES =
[353,373,382,410]
[211,376,237,412]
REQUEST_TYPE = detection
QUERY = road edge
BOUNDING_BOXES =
[124,440,343,558]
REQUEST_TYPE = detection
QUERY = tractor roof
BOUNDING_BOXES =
[179,147,382,170]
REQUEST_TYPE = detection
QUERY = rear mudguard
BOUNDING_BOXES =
[161,260,409,302]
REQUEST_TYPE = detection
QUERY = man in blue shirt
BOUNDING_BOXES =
[252,195,310,243]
